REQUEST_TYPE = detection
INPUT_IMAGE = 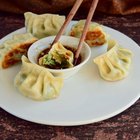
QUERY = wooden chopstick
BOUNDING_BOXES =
[74,0,99,65]
[51,0,84,45]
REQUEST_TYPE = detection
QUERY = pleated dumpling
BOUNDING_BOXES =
[93,39,132,81]
[70,20,107,47]
[39,42,74,69]
[24,12,65,39]
[14,56,63,101]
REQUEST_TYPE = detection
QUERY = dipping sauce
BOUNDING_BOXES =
[38,46,82,69]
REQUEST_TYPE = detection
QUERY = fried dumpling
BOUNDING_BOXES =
[93,39,132,81]
[14,56,63,101]
[70,20,107,47]
[39,42,74,69]
[24,12,65,39]
[0,33,37,69]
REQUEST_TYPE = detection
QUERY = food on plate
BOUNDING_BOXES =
[70,20,108,47]
[38,42,81,69]
[0,33,37,69]
[93,39,132,81]
[14,56,63,101]
[24,12,65,39]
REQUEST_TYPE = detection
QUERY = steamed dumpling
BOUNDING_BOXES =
[14,56,63,101]
[39,42,74,69]
[24,12,65,39]
[70,20,107,47]
[93,39,132,81]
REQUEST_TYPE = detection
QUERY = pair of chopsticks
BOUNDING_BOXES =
[52,0,99,65]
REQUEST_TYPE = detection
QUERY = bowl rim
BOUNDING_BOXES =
[28,35,91,72]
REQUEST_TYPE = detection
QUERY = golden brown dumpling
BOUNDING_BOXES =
[70,20,107,47]
[0,33,37,69]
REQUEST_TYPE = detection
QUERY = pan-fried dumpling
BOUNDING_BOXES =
[70,20,107,47]
[39,42,74,69]
[24,12,65,39]
[14,56,63,101]
[93,39,132,81]
[0,33,37,69]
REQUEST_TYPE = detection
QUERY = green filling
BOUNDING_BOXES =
[42,53,71,69]
[43,54,56,66]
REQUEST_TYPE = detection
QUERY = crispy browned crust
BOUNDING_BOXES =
[85,30,102,40]
[70,29,106,47]
[2,40,37,69]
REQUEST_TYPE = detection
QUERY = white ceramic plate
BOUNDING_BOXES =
[0,21,140,126]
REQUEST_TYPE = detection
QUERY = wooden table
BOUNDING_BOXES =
[0,12,140,140]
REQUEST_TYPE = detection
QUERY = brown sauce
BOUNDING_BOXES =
[38,46,82,69]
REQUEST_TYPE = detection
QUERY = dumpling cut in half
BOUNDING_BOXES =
[70,20,108,47]
[93,39,132,81]
[24,12,65,39]
[14,56,63,101]
[39,42,74,69]
[0,33,37,69]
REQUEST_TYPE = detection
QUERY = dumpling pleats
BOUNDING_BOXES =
[94,40,132,81]
[24,12,65,39]
[14,56,63,101]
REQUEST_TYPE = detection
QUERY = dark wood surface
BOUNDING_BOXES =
[0,12,140,140]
